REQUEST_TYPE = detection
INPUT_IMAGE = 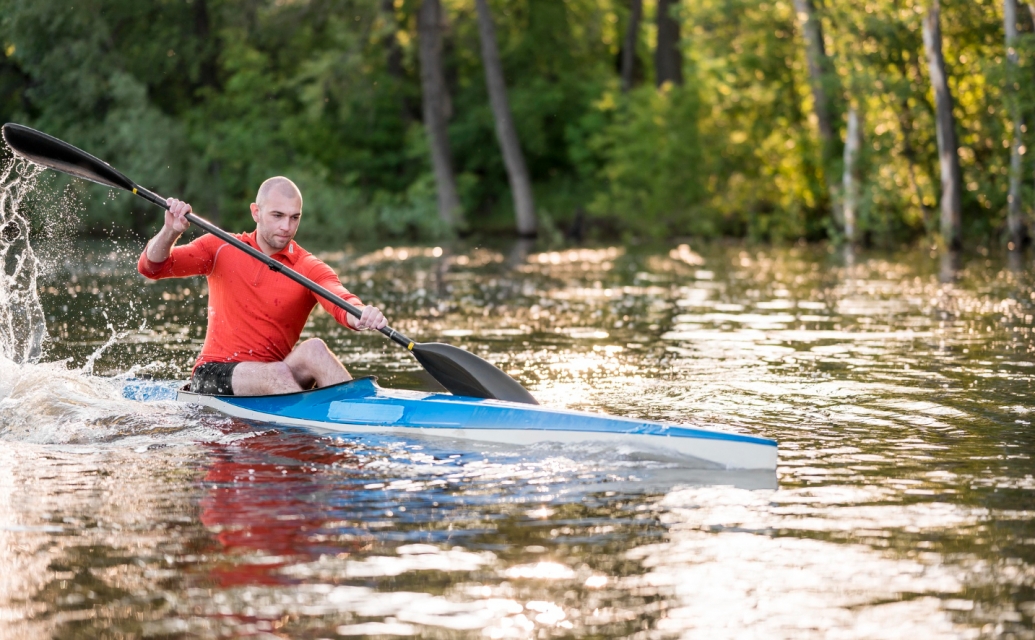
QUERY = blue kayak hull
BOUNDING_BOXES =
[160,377,777,470]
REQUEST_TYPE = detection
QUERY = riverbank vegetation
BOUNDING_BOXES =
[1,0,1033,248]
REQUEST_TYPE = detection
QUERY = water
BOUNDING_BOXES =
[0,160,46,363]
[1,229,1034,638]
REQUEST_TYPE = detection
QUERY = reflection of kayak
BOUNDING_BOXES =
[124,377,777,470]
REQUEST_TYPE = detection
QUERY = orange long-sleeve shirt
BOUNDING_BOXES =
[138,231,362,371]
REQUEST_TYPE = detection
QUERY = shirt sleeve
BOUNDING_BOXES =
[137,234,220,280]
[305,258,365,330]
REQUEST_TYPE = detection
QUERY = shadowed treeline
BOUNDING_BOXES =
[0,0,1033,248]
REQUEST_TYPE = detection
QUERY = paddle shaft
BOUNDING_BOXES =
[1,122,539,402]
[132,185,417,350]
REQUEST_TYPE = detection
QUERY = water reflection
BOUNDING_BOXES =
[940,248,961,283]
[2,240,1035,637]
[1008,247,1026,274]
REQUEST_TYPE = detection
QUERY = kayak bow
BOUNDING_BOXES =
[124,378,778,470]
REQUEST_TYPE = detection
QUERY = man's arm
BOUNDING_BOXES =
[138,199,217,280]
[306,260,388,331]
[146,199,192,263]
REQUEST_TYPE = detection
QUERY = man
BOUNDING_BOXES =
[138,176,387,396]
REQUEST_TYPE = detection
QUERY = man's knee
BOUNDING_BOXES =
[287,338,349,386]
[298,338,330,356]
[300,339,345,366]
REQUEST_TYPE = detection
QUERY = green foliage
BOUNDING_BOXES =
[589,83,709,238]
[687,0,825,241]
[0,0,1032,246]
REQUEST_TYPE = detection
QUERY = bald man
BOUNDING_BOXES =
[138,177,387,396]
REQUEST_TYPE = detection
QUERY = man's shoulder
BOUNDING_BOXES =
[289,241,320,264]
[193,231,243,248]
[293,245,339,276]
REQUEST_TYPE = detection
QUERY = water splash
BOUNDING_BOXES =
[81,322,129,376]
[0,158,47,363]
[0,156,206,446]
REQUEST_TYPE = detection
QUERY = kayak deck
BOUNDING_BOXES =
[153,377,777,470]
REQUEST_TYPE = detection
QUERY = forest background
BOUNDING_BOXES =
[0,0,1033,250]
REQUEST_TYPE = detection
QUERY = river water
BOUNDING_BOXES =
[1,209,1034,637]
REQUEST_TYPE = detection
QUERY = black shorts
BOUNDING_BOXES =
[190,362,239,395]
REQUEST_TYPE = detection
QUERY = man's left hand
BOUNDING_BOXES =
[351,306,387,331]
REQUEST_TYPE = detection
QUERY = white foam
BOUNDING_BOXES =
[0,356,234,446]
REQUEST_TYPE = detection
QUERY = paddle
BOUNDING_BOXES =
[2,123,538,405]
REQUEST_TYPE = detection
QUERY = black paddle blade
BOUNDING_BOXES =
[411,342,538,405]
[2,123,136,192]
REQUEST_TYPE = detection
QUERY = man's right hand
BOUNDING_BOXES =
[165,198,192,234]
[146,198,193,264]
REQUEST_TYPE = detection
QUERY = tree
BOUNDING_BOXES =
[417,0,461,227]
[922,0,963,249]
[792,0,843,226]
[655,0,683,87]
[0,0,1028,245]
[892,58,934,229]
[381,0,404,83]
[842,106,862,243]
[1004,0,1026,248]
[621,0,642,93]
[474,0,536,237]
[1029,2,1035,219]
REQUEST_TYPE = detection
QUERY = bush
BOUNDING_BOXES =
[589,83,709,239]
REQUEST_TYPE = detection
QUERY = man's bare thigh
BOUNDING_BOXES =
[229,341,350,396]
[231,361,301,396]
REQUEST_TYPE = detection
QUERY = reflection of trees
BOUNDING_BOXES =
[939,249,960,284]
[1,447,206,638]
[505,237,535,271]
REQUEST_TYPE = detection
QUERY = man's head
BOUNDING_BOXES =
[250,177,303,253]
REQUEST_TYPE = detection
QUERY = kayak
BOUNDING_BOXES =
[124,377,778,470]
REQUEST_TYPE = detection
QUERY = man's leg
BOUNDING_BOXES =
[283,338,352,388]
[230,361,302,396]
[230,339,350,396]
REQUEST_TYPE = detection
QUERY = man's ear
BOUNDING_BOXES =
[250,203,260,223]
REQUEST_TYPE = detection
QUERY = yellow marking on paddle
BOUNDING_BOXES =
[407,342,414,351]
[132,188,137,194]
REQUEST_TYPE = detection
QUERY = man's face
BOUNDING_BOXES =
[251,190,302,252]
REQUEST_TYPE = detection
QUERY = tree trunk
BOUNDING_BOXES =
[193,0,219,91]
[381,0,405,82]
[1005,0,1026,248]
[655,0,683,87]
[621,0,642,92]
[922,0,963,249]
[842,106,862,243]
[1030,2,1035,220]
[793,0,836,149]
[792,0,842,224]
[193,0,222,224]
[417,0,461,227]
[474,0,537,237]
